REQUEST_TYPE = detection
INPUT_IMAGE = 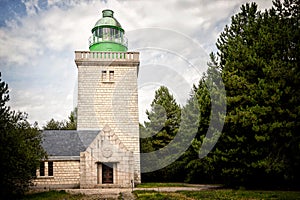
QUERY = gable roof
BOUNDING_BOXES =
[42,130,99,157]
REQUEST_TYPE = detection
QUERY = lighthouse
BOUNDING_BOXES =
[75,9,141,187]
[33,9,140,189]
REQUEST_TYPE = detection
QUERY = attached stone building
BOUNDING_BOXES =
[34,9,140,189]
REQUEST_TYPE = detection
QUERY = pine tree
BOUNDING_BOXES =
[143,86,181,151]
[185,53,226,183]
[207,0,300,187]
[43,108,77,130]
[140,86,182,181]
[0,72,46,198]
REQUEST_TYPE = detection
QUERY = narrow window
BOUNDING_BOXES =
[102,70,107,81]
[40,162,45,176]
[109,71,114,81]
[48,161,53,176]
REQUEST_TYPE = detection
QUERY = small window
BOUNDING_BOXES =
[48,161,53,176]
[109,71,114,81]
[102,70,107,81]
[40,162,45,176]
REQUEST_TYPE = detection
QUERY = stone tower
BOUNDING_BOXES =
[75,9,141,186]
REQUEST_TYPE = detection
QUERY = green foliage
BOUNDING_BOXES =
[191,0,300,187]
[43,108,77,130]
[142,86,181,151]
[0,72,47,198]
[43,118,66,130]
[66,107,77,130]
[140,0,300,188]
[181,52,226,184]
[140,86,183,181]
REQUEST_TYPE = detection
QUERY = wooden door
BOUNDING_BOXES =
[102,163,113,184]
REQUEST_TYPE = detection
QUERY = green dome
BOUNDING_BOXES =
[92,10,123,32]
[89,9,127,52]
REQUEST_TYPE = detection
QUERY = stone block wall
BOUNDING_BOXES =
[33,160,80,189]
[75,52,141,183]
[80,127,134,188]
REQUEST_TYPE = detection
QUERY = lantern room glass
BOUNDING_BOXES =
[93,27,123,43]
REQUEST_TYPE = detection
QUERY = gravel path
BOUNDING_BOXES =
[66,188,135,200]
[65,184,220,199]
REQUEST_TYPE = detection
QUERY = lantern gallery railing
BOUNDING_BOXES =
[75,51,139,61]
[88,34,128,48]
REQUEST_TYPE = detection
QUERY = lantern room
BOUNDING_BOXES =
[89,9,128,52]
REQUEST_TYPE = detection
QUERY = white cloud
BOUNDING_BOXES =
[0,0,274,126]
[22,0,41,16]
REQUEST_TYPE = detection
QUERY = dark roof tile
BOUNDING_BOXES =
[42,130,99,156]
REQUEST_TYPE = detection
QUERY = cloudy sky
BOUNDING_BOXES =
[0,0,273,127]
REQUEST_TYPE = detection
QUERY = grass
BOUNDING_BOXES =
[22,190,84,200]
[22,188,300,200]
[133,190,176,200]
[133,189,300,200]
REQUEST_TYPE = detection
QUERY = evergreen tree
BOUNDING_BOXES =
[203,0,300,187]
[43,108,77,130]
[43,118,66,130]
[185,53,226,183]
[0,72,46,198]
[139,1,299,187]
[65,107,77,130]
[142,86,181,151]
[140,86,181,181]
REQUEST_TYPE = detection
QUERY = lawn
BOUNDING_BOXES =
[22,188,300,200]
[133,189,300,200]
[22,190,85,200]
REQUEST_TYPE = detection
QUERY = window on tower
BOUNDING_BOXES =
[101,70,114,83]
[102,70,107,81]
[109,71,114,81]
